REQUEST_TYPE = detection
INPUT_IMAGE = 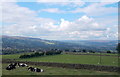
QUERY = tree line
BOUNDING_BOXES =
[19,50,62,59]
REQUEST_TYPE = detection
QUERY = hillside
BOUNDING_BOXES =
[2,35,93,50]
[1,35,118,54]
[61,40,118,51]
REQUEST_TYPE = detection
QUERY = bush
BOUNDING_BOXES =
[107,51,111,53]
[82,49,86,53]
[19,52,45,58]
[116,43,120,54]
[46,51,62,55]
[19,54,31,58]
[19,51,62,59]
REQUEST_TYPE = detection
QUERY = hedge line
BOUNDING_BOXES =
[19,51,62,58]
[19,52,44,58]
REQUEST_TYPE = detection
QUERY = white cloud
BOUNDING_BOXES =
[37,0,83,2]
[2,2,118,40]
[2,2,36,23]
[71,2,118,16]
[2,2,55,24]
[36,0,85,8]
[38,15,117,40]
[39,8,65,13]
[36,0,119,2]
[100,0,119,2]
[1,0,17,2]
[2,2,55,35]
[37,2,118,16]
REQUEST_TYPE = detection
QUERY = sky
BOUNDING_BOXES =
[0,0,119,40]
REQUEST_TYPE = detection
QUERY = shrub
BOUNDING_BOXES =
[107,51,111,53]
[19,52,45,58]
[19,54,31,58]
[45,51,62,55]
[19,51,62,59]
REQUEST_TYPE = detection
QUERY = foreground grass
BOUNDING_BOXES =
[2,54,119,66]
[2,63,119,75]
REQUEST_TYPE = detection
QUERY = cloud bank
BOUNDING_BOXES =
[1,2,118,40]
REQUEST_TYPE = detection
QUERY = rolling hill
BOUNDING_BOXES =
[61,40,118,51]
[2,35,93,50]
[1,35,118,54]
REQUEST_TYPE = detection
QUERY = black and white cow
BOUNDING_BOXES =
[28,67,35,72]
[6,63,17,70]
[6,66,15,70]
[8,63,17,67]
[6,63,44,72]
[28,67,43,72]
[18,63,28,67]
[34,68,43,72]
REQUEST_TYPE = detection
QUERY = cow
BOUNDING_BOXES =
[28,67,35,72]
[34,68,43,72]
[28,67,44,72]
[6,63,16,70]
[18,63,28,67]
[6,66,14,70]
[8,63,17,67]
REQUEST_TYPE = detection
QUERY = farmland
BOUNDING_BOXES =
[2,63,119,75]
[2,53,119,66]
[1,52,119,75]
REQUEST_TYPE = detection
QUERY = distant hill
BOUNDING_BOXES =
[61,40,118,51]
[1,35,118,54]
[2,35,93,50]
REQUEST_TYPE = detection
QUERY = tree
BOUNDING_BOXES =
[19,52,45,58]
[116,43,120,54]
[65,49,69,52]
[89,50,95,53]
[73,50,76,52]
[82,49,86,53]
[107,50,111,53]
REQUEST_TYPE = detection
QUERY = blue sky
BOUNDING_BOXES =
[1,1,119,40]
[16,2,86,21]
[16,2,118,21]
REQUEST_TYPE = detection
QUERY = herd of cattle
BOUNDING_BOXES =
[6,63,44,72]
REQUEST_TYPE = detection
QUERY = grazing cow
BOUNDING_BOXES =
[28,67,43,72]
[18,63,28,67]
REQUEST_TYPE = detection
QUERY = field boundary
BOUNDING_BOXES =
[2,59,120,72]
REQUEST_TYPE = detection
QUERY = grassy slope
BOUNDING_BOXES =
[2,54,119,66]
[2,63,119,75]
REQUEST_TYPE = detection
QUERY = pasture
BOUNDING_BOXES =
[2,53,119,66]
[64,52,119,56]
[2,63,119,75]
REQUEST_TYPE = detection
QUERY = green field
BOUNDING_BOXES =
[1,53,119,75]
[2,63,119,75]
[2,53,119,66]
[65,52,119,56]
